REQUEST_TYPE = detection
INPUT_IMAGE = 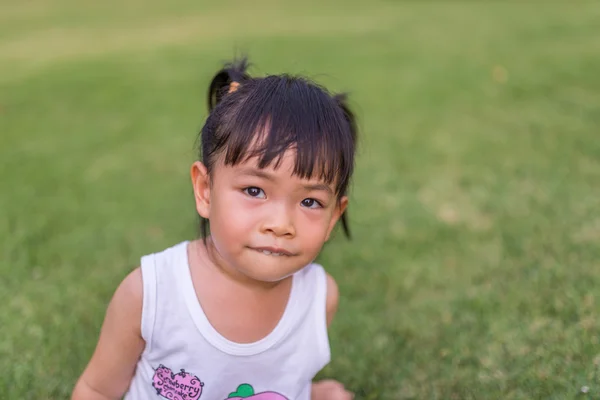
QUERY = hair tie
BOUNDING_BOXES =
[228,81,240,93]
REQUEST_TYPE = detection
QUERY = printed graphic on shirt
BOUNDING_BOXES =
[227,383,288,400]
[152,364,204,400]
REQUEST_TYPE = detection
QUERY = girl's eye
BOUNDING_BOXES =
[301,198,323,209]
[243,187,266,199]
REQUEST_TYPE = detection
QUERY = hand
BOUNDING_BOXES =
[311,379,354,400]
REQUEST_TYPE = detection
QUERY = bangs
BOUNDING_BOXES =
[213,75,355,195]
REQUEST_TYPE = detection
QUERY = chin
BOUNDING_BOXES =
[243,265,295,283]
[238,254,306,283]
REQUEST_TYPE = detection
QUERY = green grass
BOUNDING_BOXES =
[2,1,600,398]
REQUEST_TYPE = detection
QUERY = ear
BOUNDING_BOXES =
[325,196,348,241]
[191,161,211,219]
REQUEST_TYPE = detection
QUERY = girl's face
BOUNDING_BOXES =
[191,150,347,283]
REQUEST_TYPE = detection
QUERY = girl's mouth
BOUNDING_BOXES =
[251,246,294,257]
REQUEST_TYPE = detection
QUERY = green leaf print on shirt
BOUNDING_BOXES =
[226,384,288,400]
[228,383,255,398]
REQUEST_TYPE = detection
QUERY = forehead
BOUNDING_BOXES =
[214,122,346,195]
[230,150,331,184]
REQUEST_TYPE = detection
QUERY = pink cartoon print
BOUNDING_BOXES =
[226,384,288,400]
[152,364,204,400]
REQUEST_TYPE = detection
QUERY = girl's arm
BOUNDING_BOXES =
[324,272,340,327]
[72,268,145,400]
[311,273,354,400]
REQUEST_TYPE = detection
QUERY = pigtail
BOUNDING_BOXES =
[333,93,358,144]
[207,58,251,111]
[333,93,358,240]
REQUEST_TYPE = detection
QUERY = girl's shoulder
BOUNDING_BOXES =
[140,240,190,263]
[294,263,339,327]
[138,240,190,277]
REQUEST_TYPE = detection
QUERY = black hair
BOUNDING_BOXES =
[198,58,358,240]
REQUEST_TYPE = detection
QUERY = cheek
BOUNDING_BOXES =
[211,191,256,235]
[297,210,332,243]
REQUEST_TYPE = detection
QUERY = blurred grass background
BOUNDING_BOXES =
[2,0,600,398]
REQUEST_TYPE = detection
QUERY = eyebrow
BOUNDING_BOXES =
[303,183,333,195]
[238,168,276,181]
[238,168,334,195]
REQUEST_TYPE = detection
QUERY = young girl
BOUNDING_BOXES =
[72,58,358,400]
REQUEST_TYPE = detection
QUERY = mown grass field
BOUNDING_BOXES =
[1,1,600,398]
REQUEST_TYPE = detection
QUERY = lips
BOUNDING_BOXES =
[251,246,294,257]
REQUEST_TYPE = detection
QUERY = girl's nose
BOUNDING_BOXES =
[261,204,296,238]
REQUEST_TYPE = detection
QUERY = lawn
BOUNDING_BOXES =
[1,1,600,398]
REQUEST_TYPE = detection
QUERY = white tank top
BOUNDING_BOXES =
[124,241,331,400]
